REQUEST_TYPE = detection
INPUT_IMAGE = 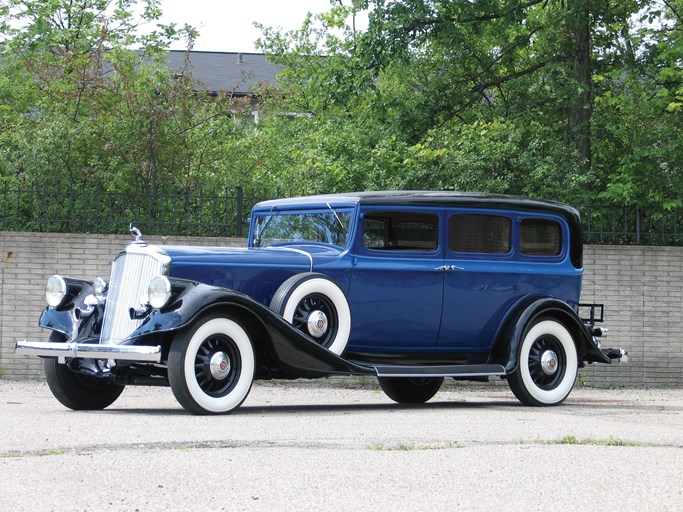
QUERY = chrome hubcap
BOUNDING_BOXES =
[306,310,328,338]
[209,352,231,380]
[540,350,559,375]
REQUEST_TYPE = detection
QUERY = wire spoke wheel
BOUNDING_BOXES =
[527,334,566,390]
[43,332,124,410]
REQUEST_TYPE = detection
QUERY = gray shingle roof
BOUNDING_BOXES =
[164,50,282,95]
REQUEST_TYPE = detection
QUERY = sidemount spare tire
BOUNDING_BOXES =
[270,272,351,355]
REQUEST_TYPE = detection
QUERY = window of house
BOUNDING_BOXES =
[363,212,438,250]
[520,218,562,256]
[449,214,511,254]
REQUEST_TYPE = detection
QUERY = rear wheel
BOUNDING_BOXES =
[378,377,444,404]
[44,335,125,410]
[168,315,255,414]
[508,318,578,406]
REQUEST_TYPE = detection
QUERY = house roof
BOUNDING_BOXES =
[164,50,283,96]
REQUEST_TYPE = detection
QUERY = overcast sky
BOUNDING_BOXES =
[158,0,342,53]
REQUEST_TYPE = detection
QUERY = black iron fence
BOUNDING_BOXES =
[1,183,681,245]
[577,204,682,246]
[0,184,285,238]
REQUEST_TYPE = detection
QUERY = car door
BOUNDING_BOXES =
[437,209,519,351]
[346,207,444,351]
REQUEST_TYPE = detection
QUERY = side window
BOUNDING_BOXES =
[363,212,438,251]
[363,218,389,248]
[521,218,562,256]
[449,214,511,254]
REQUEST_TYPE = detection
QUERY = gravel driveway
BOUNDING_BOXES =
[1,380,681,511]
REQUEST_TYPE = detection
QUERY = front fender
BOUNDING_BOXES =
[489,296,610,372]
[126,280,229,338]
[127,279,372,378]
[39,278,100,340]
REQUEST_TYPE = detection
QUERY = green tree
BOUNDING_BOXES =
[0,0,256,197]
[257,0,682,211]
[592,0,683,211]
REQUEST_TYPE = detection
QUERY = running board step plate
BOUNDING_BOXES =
[374,364,506,378]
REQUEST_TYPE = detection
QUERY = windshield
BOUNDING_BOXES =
[253,209,352,248]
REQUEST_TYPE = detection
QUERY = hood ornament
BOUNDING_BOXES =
[129,224,144,243]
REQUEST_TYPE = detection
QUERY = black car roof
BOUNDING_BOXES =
[256,191,579,221]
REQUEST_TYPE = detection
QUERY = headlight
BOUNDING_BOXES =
[148,275,171,309]
[93,277,107,296]
[46,275,67,307]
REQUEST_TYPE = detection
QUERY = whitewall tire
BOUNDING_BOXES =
[270,273,351,355]
[508,318,578,406]
[168,316,255,414]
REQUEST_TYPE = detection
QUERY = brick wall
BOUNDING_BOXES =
[580,245,683,387]
[1,232,681,386]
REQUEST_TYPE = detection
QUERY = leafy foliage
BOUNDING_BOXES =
[0,0,681,230]
[0,0,253,197]
[256,0,683,212]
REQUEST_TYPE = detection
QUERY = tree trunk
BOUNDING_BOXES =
[567,0,592,175]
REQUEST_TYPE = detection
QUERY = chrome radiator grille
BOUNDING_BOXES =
[99,244,170,345]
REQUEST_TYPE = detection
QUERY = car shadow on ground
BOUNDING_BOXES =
[108,398,522,416]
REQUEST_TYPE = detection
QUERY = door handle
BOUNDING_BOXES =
[435,265,464,271]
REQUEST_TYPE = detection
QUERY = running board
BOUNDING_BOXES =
[373,364,506,378]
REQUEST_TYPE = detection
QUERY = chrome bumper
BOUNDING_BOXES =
[15,340,162,364]
[603,348,629,363]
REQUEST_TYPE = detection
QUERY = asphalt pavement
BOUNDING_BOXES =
[1,379,681,511]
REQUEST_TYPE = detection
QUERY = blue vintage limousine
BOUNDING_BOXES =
[16,191,626,414]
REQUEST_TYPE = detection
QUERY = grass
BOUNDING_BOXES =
[0,448,67,459]
[38,448,67,456]
[0,364,5,379]
[548,435,646,447]
[367,441,460,451]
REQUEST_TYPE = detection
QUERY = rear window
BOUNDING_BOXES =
[363,212,438,250]
[449,214,511,254]
[521,218,562,256]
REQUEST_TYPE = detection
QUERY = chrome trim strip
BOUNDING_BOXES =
[374,364,507,378]
[376,371,506,378]
[264,247,314,272]
[15,340,162,363]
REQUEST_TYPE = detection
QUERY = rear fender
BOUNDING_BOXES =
[489,296,610,372]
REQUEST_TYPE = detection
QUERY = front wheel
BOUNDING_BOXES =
[378,377,444,404]
[508,318,578,406]
[168,315,255,415]
[44,336,125,410]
